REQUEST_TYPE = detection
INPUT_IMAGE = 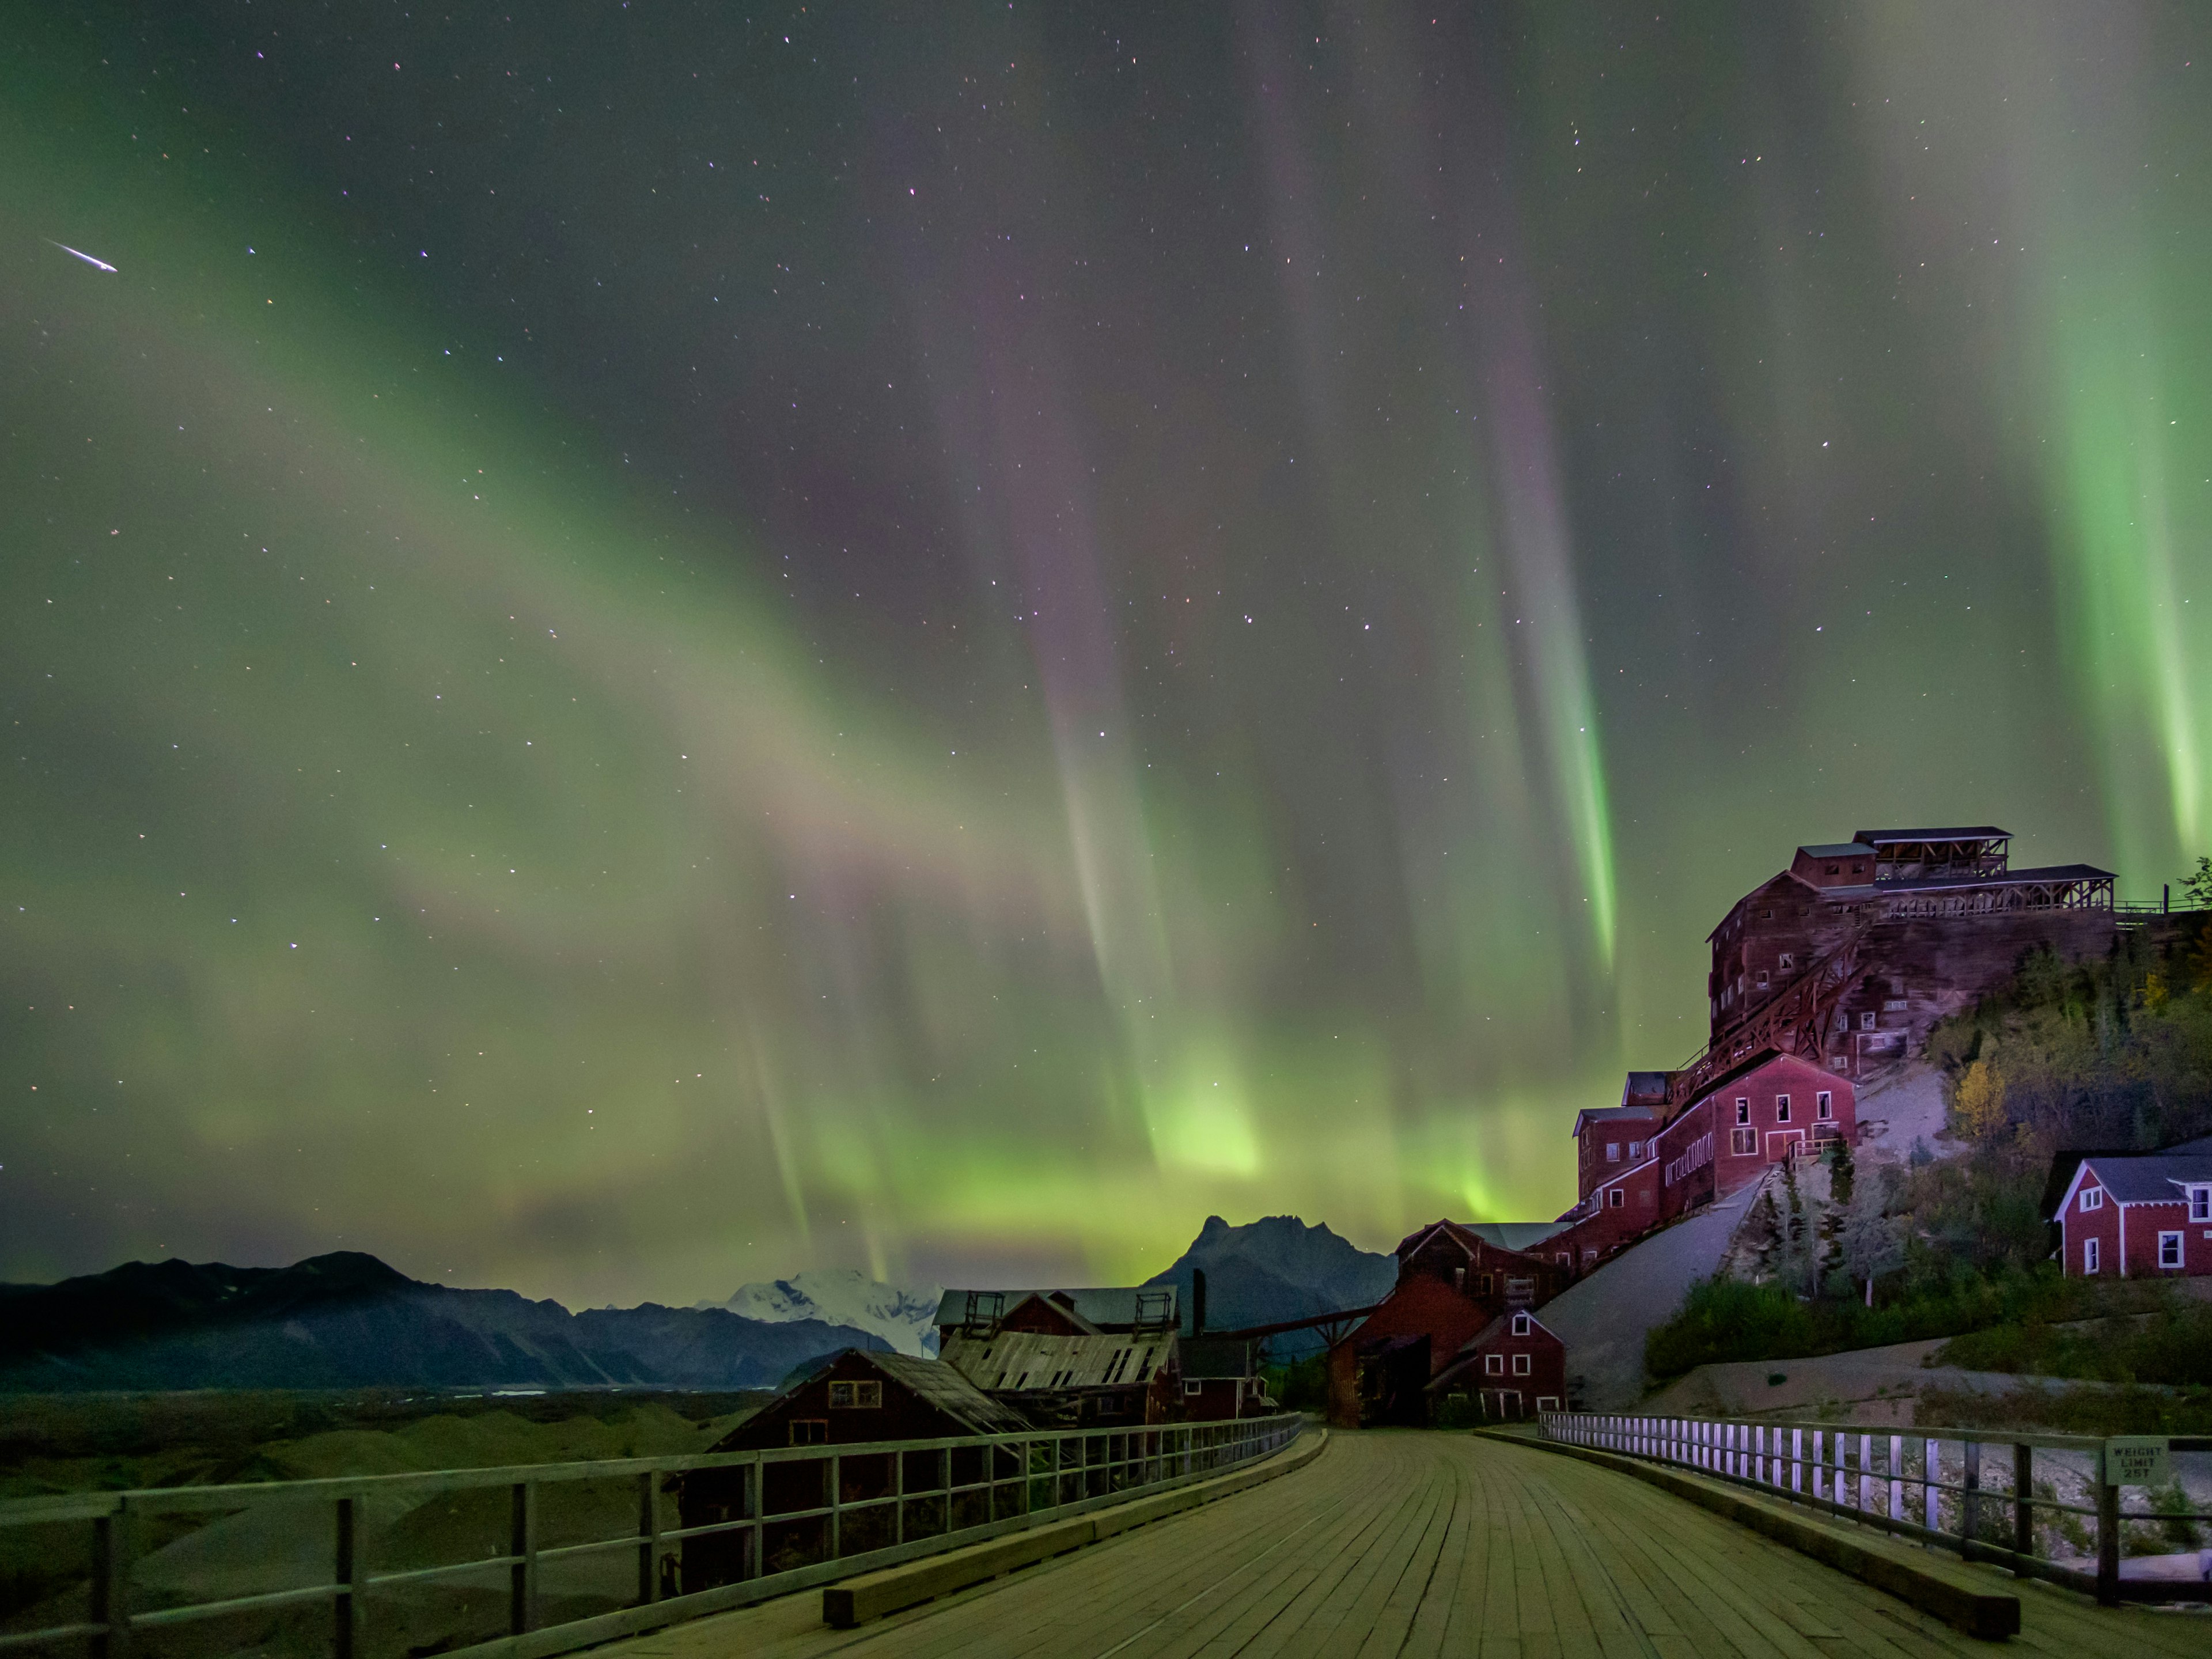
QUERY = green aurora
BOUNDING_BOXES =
[2,3,2209,1306]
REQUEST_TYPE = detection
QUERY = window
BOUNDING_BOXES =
[1628,1140,1642,1157]
[1556,1251,1570,1265]
[1730,1127,1758,1156]
[1605,1142,1621,1163]
[1184,1380,1204,1396]
[1484,1354,1504,1376]
[1756,969,1770,988]
[1608,1188,1624,1209]
[790,1419,828,1446]
[1859,1012,1876,1031]
[1455,1267,1466,1291]
[2191,1186,2210,1222]
[1512,1353,1532,1376]
[1512,1313,1531,1336]
[1779,952,1796,972]
[2159,1232,2184,1269]
[2084,1237,2100,1274]
[2080,1187,2103,1213]
[1853,862,1866,875]
[1775,1096,1791,1123]
[828,1381,882,1410]
[1816,1091,1833,1120]
[1478,1273,1494,1296]
[1735,1098,1751,1125]
[1536,1395,1560,1412]
[1825,864,1839,876]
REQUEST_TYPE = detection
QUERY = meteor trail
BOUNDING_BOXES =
[45,239,118,273]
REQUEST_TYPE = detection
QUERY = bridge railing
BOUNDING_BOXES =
[0,1411,1304,1659]
[1539,1411,2211,1607]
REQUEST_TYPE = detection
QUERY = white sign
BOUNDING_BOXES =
[2104,1437,2171,1486]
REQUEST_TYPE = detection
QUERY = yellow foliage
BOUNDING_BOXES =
[1955,1059,2006,1141]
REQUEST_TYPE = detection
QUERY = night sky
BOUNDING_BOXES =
[4,3,2209,1308]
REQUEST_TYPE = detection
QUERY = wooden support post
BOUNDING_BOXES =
[1888,1435,1903,1522]
[2012,1444,2033,1571]
[92,1501,133,1659]
[2096,1452,2120,1607]
[1860,1433,1873,1515]
[745,1459,761,1582]
[896,1446,908,1540]
[1961,1441,1981,1548]
[335,1494,365,1659]
[510,1480,539,1635]
[830,1453,842,1559]
[1923,1438,1940,1532]
[636,1471,660,1605]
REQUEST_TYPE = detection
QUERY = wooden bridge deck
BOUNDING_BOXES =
[607,1430,2204,1659]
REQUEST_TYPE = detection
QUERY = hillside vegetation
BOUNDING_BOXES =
[1646,905,2212,1391]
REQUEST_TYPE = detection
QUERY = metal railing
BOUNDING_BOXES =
[0,1412,1302,1658]
[1541,1411,2212,1606]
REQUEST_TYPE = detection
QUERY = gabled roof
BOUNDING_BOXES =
[2066,1151,2212,1207]
[1424,1311,1562,1392]
[934,1285,1175,1331]
[1396,1218,1565,1259]
[705,1348,1033,1449]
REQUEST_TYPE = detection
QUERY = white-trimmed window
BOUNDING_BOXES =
[1778,952,1795,971]
[1512,1313,1531,1336]
[1815,1091,1833,1120]
[1730,1127,1758,1156]
[1756,969,1770,988]
[2159,1232,2184,1269]
[1608,1188,1624,1209]
[1735,1098,1751,1125]
[1860,1012,1876,1031]
[1484,1354,1505,1376]
[1775,1095,1791,1123]
[1605,1142,1621,1163]
[2191,1185,2210,1223]
[1512,1353,1532,1376]
[1184,1380,1204,1396]
[2084,1237,2101,1274]
[2080,1186,2103,1212]
[1628,1140,1642,1158]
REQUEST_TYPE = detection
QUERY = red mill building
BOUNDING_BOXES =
[1705,827,2115,1081]
[1550,825,2117,1270]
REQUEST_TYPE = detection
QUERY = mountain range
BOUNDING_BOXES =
[1143,1214,1397,1348]
[0,1216,1396,1392]
[0,1252,878,1393]
[699,1268,942,1357]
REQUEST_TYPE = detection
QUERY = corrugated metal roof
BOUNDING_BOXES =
[867,1350,1038,1434]
[1573,1104,1657,1137]
[1797,843,1868,859]
[938,1328,1173,1392]
[1457,1221,1570,1251]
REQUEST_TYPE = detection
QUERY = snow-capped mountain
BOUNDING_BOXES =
[703,1269,943,1357]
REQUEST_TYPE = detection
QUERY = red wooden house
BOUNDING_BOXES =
[2048,1139,2212,1278]
[1428,1310,1567,1421]
[1325,1220,1569,1427]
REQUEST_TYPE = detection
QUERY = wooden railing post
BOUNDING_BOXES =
[830,1453,842,1559]
[1961,1440,1980,1548]
[1923,1438,1940,1531]
[510,1480,538,1634]
[92,1500,133,1659]
[2096,1449,2120,1606]
[636,1471,660,1605]
[335,1494,365,1658]
[2012,1443,2033,1569]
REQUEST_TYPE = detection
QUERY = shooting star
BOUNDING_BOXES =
[46,240,118,274]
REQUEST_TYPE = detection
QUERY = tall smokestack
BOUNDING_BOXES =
[1191,1268,1207,1337]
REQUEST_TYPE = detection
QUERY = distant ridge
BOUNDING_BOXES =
[0,1252,876,1392]
[1145,1215,1396,1345]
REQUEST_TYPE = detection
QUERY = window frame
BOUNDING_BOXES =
[2084,1237,2100,1274]
[1605,1142,1620,1163]
[789,1419,829,1446]
[1512,1313,1531,1336]
[1484,1353,1505,1376]
[1607,1188,1624,1209]
[2080,1186,2103,1212]
[1512,1352,1532,1376]
[2158,1231,2184,1269]
[1730,1126,1758,1156]
[1815,1091,1832,1120]
[2191,1185,2210,1223]
[1735,1098,1751,1125]
[1775,1095,1791,1124]
[828,1380,883,1410]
